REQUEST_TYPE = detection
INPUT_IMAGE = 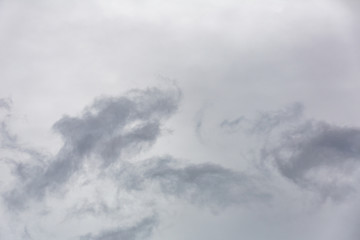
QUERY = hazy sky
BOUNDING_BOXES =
[1,0,360,239]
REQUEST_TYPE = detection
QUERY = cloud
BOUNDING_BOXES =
[237,103,360,201]
[272,122,360,200]
[79,215,158,240]
[2,90,360,239]
[53,87,181,165]
[215,103,360,201]
[111,156,271,210]
[220,117,244,130]
[3,86,181,210]
[143,157,271,208]
[0,98,11,111]
[22,227,33,240]
[249,102,304,135]
[1,78,359,240]
[1,85,272,240]
[0,0,359,239]
[218,103,303,136]
[0,100,47,182]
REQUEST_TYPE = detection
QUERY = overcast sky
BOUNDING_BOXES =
[1,0,360,239]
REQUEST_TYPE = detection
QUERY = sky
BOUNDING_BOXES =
[1,0,360,239]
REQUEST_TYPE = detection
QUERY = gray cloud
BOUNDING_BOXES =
[79,215,158,240]
[2,85,272,240]
[220,117,244,129]
[237,103,360,200]
[3,86,181,210]
[2,92,359,239]
[22,227,33,240]
[272,122,360,200]
[0,101,47,182]
[218,103,303,136]
[249,102,304,135]
[67,199,113,219]
[53,87,181,165]
[143,158,271,208]
[194,104,210,142]
[0,98,11,111]
[0,119,16,148]
[111,157,271,210]
[216,103,360,201]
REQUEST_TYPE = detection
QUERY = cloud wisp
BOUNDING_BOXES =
[271,122,360,200]
[112,156,271,210]
[2,89,360,240]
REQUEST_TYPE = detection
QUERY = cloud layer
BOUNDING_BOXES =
[2,86,360,240]
[1,0,360,239]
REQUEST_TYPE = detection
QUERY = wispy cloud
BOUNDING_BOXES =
[79,216,158,240]
[3,86,181,210]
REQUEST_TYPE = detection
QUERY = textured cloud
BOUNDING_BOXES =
[0,99,47,174]
[250,102,304,135]
[2,91,360,240]
[80,216,158,240]
[228,103,360,201]
[1,0,360,239]
[1,86,282,239]
[53,87,181,165]
[111,156,270,209]
[0,98,11,111]
[216,102,360,201]
[142,157,270,208]
[3,86,181,210]
[2,86,273,239]
[220,117,243,130]
[272,122,360,200]
[218,103,303,135]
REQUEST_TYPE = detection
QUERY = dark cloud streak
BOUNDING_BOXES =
[143,157,271,208]
[272,122,360,200]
